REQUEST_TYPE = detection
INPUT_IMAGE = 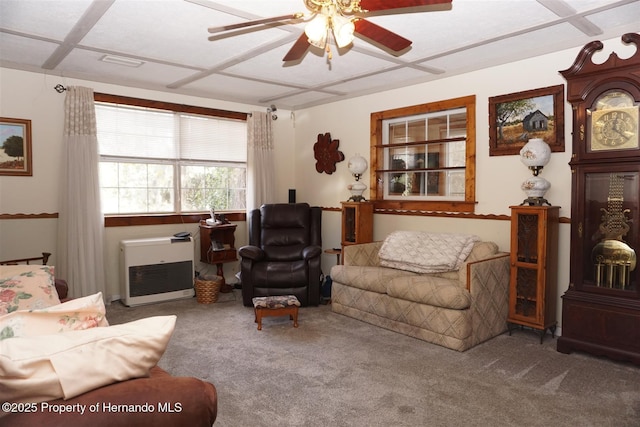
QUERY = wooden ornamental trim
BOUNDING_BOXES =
[104,212,246,227]
[370,95,477,213]
[94,93,248,121]
[0,213,59,220]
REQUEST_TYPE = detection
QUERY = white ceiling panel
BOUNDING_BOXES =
[0,0,93,40]
[58,48,200,86]
[192,0,307,19]
[267,90,340,107]
[586,1,640,27]
[181,72,301,102]
[424,22,588,74]
[564,0,634,12]
[227,44,401,88]
[362,0,561,61]
[1,0,637,110]
[81,0,296,69]
[328,66,433,93]
[0,33,60,68]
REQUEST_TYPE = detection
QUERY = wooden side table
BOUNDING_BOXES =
[324,248,341,265]
[199,222,237,293]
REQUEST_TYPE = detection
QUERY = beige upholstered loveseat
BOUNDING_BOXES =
[330,232,510,351]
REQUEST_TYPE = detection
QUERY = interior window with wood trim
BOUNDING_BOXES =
[370,95,476,213]
[94,94,248,216]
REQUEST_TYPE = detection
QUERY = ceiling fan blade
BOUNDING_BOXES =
[354,19,411,52]
[283,33,310,62]
[208,13,302,34]
[359,0,452,12]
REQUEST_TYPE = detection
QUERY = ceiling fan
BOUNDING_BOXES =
[207,0,453,62]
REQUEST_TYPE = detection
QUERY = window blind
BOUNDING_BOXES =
[179,113,246,162]
[96,103,247,162]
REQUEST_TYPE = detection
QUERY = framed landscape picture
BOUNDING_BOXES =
[489,85,565,156]
[0,117,32,176]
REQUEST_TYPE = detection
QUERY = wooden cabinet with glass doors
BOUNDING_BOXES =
[558,166,640,363]
[341,201,373,249]
[508,205,559,343]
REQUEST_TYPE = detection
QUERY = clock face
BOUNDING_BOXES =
[592,109,638,147]
[590,92,639,152]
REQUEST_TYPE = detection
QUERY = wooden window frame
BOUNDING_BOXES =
[95,93,248,226]
[370,95,477,213]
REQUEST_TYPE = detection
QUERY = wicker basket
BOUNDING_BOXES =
[195,275,222,304]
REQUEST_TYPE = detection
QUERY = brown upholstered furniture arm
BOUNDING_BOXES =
[238,245,265,261]
[54,278,69,300]
[302,245,322,259]
[0,252,51,265]
[2,367,217,427]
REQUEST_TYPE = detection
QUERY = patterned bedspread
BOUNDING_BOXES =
[379,231,480,273]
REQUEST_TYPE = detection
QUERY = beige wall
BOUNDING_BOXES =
[0,35,630,331]
[0,68,294,297]
[273,36,630,332]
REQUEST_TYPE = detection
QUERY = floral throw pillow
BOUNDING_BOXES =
[0,265,61,315]
[0,292,108,341]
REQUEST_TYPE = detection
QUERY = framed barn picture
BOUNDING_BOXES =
[489,85,565,156]
[0,117,32,176]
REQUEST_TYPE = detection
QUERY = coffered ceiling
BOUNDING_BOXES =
[1,0,638,110]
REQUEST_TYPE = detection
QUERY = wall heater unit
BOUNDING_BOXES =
[120,237,195,307]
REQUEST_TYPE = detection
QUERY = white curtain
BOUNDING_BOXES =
[57,86,106,299]
[246,111,276,211]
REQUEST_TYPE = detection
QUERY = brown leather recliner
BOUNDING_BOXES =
[239,203,322,307]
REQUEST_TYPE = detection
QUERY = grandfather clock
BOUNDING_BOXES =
[557,33,640,365]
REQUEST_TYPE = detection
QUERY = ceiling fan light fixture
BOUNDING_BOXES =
[305,14,329,47]
[332,14,355,48]
[210,0,450,63]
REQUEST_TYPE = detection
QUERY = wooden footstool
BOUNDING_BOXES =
[252,295,300,331]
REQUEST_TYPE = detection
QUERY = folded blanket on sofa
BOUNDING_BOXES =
[379,231,480,273]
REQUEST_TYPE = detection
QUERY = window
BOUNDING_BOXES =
[370,95,476,213]
[96,100,247,215]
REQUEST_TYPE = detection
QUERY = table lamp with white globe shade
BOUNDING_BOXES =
[347,154,368,201]
[519,138,552,206]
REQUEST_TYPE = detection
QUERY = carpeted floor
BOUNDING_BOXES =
[106,291,640,427]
